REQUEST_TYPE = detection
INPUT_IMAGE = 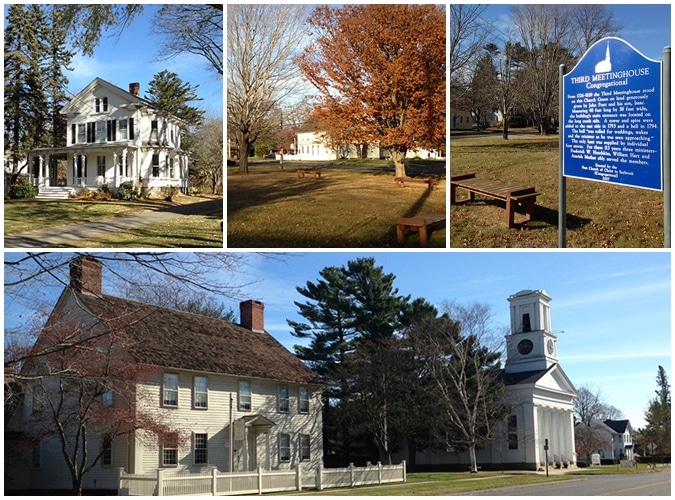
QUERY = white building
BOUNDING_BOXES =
[294,131,442,161]
[26,77,190,198]
[9,257,323,492]
[409,289,577,471]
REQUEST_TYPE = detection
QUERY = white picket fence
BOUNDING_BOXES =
[119,461,406,496]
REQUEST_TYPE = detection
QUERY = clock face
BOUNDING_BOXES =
[517,339,533,355]
[547,339,555,355]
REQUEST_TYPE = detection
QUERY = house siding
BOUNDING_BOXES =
[133,371,323,475]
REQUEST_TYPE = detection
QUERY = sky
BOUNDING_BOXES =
[2,4,222,118]
[481,3,671,62]
[221,251,671,431]
[7,251,667,432]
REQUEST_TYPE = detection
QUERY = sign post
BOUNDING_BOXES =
[559,37,665,247]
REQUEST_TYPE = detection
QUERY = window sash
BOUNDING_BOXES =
[97,156,106,177]
[239,380,251,411]
[298,387,310,414]
[152,154,160,177]
[77,124,85,143]
[194,433,208,464]
[279,434,291,462]
[300,434,310,461]
[163,373,179,407]
[119,119,128,140]
[278,385,289,413]
[101,435,113,466]
[193,376,208,409]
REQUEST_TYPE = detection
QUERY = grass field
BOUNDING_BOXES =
[450,132,665,248]
[4,195,223,248]
[226,160,447,248]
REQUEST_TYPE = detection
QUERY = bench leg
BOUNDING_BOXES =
[396,224,406,244]
[418,226,429,247]
[506,196,516,228]
[524,199,535,221]
[450,184,457,204]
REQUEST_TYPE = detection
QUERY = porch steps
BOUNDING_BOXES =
[36,186,74,200]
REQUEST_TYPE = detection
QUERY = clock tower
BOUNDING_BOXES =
[504,289,558,374]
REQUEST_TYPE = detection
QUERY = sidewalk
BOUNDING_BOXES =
[4,199,223,248]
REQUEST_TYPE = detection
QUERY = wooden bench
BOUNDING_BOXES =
[297,169,321,179]
[395,177,438,191]
[395,212,446,247]
[450,173,539,228]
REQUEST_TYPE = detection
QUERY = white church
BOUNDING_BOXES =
[410,289,577,471]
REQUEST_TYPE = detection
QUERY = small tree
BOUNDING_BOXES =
[18,302,178,495]
[408,301,510,473]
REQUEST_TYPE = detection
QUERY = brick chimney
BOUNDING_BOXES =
[129,82,140,96]
[240,300,265,332]
[70,256,102,296]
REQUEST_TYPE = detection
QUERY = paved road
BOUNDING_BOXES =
[459,471,671,496]
[4,199,223,248]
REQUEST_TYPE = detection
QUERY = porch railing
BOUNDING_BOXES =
[118,461,406,496]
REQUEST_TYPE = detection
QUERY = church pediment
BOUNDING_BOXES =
[503,363,576,398]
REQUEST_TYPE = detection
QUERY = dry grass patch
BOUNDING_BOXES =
[450,133,664,248]
[227,167,446,248]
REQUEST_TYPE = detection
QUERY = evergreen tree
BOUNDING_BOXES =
[41,6,74,148]
[4,5,48,178]
[289,257,438,465]
[643,365,671,461]
[144,70,205,127]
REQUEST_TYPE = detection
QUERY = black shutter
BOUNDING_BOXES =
[129,118,134,140]
[71,124,76,144]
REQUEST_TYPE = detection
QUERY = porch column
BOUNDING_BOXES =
[112,151,118,187]
[38,155,44,187]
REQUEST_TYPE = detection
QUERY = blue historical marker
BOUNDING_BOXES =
[562,37,662,191]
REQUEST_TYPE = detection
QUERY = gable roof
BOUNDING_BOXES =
[501,363,577,397]
[61,77,152,115]
[69,289,319,386]
[603,419,631,434]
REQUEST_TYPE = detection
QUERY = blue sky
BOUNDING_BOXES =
[482,3,670,61]
[231,251,671,430]
[3,252,670,430]
[3,4,222,118]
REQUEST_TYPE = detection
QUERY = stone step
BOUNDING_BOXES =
[36,187,74,199]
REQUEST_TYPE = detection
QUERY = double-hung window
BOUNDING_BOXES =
[299,434,311,461]
[152,154,160,177]
[279,433,291,463]
[278,385,289,413]
[97,156,106,177]
[162,373,179,407]
[508,415,518,450]
[298,387,310,414]
[77,124,86,144]
[193,433,208,465]
[101,434,113,466]
[119,119,128,140]
[162,433,178,466]
[150,120,158,143]
[239,380,251,411]
[193,376,208,409]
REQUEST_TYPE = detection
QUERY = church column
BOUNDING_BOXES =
[38,155,44,187]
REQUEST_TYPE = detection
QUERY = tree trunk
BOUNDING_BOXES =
[237,134,251,174]
[389,148,407,178]
[469,444,479,473]
[502,120,509,140]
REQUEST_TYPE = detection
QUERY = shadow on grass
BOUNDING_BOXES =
[452,199,591,230]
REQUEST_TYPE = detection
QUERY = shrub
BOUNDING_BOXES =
[78,186,93,199]
[117,181,139,200]
[160,185,179,201]
[9,179,37,199]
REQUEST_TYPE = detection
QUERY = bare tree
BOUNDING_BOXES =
[574,384,625,424]
[450,4,491,105]
[227,5,309,174]
[191,117,224,194]
[569,4,622,55]
[408,301,510,473]
[152,4,223,76]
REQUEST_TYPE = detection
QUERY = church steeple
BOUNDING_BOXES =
[504,290,558,374]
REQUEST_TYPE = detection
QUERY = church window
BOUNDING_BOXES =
[508,415,518,450]
[522,313,531,333]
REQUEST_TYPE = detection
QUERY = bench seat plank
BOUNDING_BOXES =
[451,173,539,228]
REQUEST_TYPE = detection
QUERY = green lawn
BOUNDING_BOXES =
[4,195,223,248]
[227,161,447,248]
[450,132,665,248]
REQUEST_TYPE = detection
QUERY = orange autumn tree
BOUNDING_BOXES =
[298,4,446,178]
